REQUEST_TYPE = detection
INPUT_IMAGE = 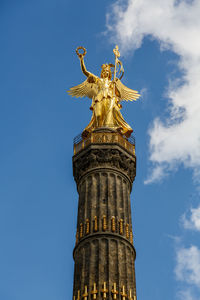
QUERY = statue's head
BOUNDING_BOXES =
[101,64,112,80]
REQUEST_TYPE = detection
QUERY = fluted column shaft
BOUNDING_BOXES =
[73,136,136,300]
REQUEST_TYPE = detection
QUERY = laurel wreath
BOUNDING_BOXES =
[76,46,87,57]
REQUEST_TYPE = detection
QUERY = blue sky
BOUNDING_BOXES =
[1,1,200,300]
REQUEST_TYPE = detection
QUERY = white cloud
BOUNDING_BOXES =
[175,245,200,299]
[175,245,200,287]
[182,206,200,231]
[144,164,165,184]
[107,0,200,183]
[177,289,198,300]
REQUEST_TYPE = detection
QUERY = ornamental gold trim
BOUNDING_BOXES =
[91,283,98,300]
[73,283,136,300]
[75,217,134,245]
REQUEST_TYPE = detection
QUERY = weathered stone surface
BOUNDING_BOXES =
[73,144,136,184]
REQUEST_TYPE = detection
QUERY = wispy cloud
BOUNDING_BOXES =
[177,289,198,300]
[107,0,200,184]
[175,245,200,286]
[181,206,200,231]
[175,245,200,299]
[144,164,165,184]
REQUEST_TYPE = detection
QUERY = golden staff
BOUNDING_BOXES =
[113,45,120,81]
[112,45,121,104]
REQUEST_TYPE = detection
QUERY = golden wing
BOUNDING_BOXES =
[67,76,98,99]
[115,78,140,101]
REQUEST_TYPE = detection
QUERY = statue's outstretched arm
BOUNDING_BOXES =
[76,47,96,80]
[79,55,90,78]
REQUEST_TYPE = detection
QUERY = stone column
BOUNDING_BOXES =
[73,130,137,300]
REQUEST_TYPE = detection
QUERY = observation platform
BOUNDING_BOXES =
[73,127,135,156]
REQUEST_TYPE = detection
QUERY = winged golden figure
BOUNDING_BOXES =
[68,46,140,138]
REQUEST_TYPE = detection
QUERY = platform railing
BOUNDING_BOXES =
[73,130,135,155]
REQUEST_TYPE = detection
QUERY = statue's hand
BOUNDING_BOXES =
[78,53,84,60]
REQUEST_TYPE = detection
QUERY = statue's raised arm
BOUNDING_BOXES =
[67,46,140,138]
[67,47,98,100]
[76,47,95,80]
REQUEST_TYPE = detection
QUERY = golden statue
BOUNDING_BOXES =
[68,46,140,138]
